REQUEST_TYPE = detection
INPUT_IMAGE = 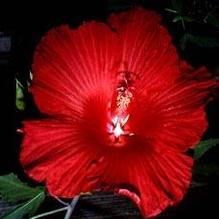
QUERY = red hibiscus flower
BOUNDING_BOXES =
[20,8,217,218]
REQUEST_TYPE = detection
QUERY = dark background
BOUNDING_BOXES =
[0,0,219,218]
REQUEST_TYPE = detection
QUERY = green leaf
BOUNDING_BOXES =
[0,174,44,203]
[193,163,219,176]
[2,192,45,219]
[194,139,219,160]
[16,79,25,111]
[180,34,219,50]
[16,99,25,111]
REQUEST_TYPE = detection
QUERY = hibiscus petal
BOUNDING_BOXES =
[20,119,82,181]
[31,22,119,117]
[20,119,104,196]
[128,64,217,152]
[102,147,193,217]
[108,8,180,93]
[153,66,216,151]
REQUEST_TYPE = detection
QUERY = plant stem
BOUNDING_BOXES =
[64,196,80,219]
[30,206,68,219]
[54,196,69,206]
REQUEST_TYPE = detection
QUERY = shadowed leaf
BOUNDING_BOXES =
[2,192,45,219]
[0,174,44,203]
[180,34,219,50]
[193,163,219,176]
[206,14,219,27]
[194,139,219,160]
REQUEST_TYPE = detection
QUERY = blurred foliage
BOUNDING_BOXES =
[206,13,219,28]
[108,0,219,51]
[107,0,134,11]
[194,163,219,177]
[166,0,219,50]
[180,34,219,50]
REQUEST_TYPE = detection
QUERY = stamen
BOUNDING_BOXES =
[107,68,137,143]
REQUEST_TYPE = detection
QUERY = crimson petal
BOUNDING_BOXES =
[20,119,104,196]
[101,147,193,217]
[31,23,120,117]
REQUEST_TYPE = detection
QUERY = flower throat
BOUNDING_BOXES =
[107,68,137,146]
